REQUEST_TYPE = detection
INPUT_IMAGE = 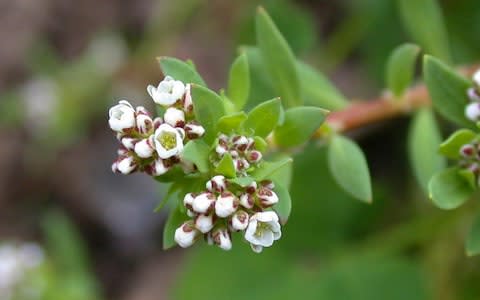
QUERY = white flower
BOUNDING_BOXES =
[239,193,254,209]
[154,124,184,159]
[215,192,238,217]
[206,175,226,192]
[473,69,480,87]
[245,211,281,253]
[231,210,249,231]
[466,102,480,121]
[185,123,205,139]
[164,107,185,127]
[134,138,155,158]
[192,193,215,214]
[195,214,214,233]
[174,222,199,248]
[184,84,193,112]
[147,76,185,106]
[151,158,170,176]
[257,187,279,207]
[109,100,136,132]
[117,156,137,174]
[212,227,232,251]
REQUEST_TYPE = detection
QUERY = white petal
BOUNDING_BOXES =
[254,211,279,223]
[134,139,154,158]
[117,156,136,174]
[195,214,214,233]
[466,102,480,121]
[250,244,263,253]
[164,107,185,127]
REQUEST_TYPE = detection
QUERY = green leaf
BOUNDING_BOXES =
[458,169,477,190]
[386,43,421,97]
[272,183,292,225]
[217,112,247,134]
[274,106,328,147]
[191,84,226,143]
[428,168,474,210]
[253,136,268,153]
[296,61,349,110]
[423,55,472,128]
[215,153,236,178]
[328,135,372,203]
[243,98,281,138]
[439,129,477,159]
[228,53,250,110]
[154,182,182,212]
[268,154,294,188]
[157,57,206,86]
[466,214,480,256]
[408,109,446,192]
[229,176,255,187]
[397,0,450,62]
[251,157,293,181]
[181,140,210,173]
[256,7,301,108]
[163,203,189,250]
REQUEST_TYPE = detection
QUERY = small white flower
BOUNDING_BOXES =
[121,137,138,150]
[154,124,184,159]
[117,156,137,174]
[231,210,249,231]
[184,84,193,112]
[473,69,480,87]
[136,111,153,135]
[192,193,215,214]
[257,187,279,207]
[147,76,185,106]
[239,193,254,209]
[466,102,480,121]
[174,222,199,248]
[206,175,227,192]
[185,123,205,139]
[245,211,281,253]
[134,138,155,158]
[164,107,185,127]
[195,214,215,233]
[215,192,238,218]
[151,158,170,176]
[108,100,136,132]
[212,227,232,251]
[183,193,196,209]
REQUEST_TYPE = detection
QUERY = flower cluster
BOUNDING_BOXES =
[465,69,480,122]
[458,139,480,184]
[108,76,205,176]
[213,134,263,174]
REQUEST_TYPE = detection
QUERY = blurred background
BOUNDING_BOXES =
[1,0,480,299]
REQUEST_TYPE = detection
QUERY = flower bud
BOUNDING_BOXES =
[117,147,128,156]
[468,88,480,102]
[187,209,195,217]
[195,214,215,233]
[136,113,153,135]
[232,135,249,152]
[215,192,238,218]
[174,221,198,248]
[134,138,155,158]
[111,161,119,173]
[121,137,138,150]
[108,100,136,132]
[234,158,250,171]
[185,123,205,139]
[215,142,228,156]
[153,117,163,129]
[231,210,249,231]
[151,158,170,176]
[117,156,137,174]
[183,193,196,209]
[260,180,275,190]
[239,193,254,209]
[474,70,480,87]
[192,192,216,214]
[466,102,480,121]
[246,137,255,150]
[184,84,193,112]
[460,144,475,158]
[147,76,185,106]
[206,175,227,192]
[164,107,185,127]
[212,227,232,251]
[257,187,279,207]
[246,181,257,194]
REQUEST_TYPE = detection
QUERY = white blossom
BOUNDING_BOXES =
[239,193,254,209]
[117,156,136,174]
[257,187,279,207]
[164,107,185,127]
[147,76,185,106]
[154,124,184,159]
[192,193,215,214]
[206,175,226,192]
[245,211,281,253]
[215,192,238,218]
[134,138,155,158]
[151,158,170,176]
[466,102,480,121]
[109,100,136,132]
[185,124,205,139]
[212,228,232,251]
[183,193,196,209]
[195,214,214,233]
[174,222,198,248]
[231,210,249,231]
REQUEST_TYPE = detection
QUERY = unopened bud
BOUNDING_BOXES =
[231,210,249,231]
[212,227,232,251]
[247,150,262,163]
[239,193,254,209]
[121,137,138,150]
[206,175,227,192]
[192,192,216,214]
[460,144,475,158]
[185,123,205,139]
[257,187,279,207]
[117,156,137,174]
[195,214,215,233]
[174,221,198,248]
[164,107,185,128]
[134,138,155,158]
[215,192,238,217]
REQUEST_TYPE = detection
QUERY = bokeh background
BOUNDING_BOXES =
[1,0,480,299]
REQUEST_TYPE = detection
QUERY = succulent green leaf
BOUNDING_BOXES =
[157,57,206,86]
[163,202,189,250]
[191,84,226,143]
[253,136,268,153]
[181,140,210,173]
[268,154,294,188]
[274,106,328,147]
[256,7,301,108]
[228,53,250,110]
[386,43,421,97]
[428,168,474,210]
[154,182,182,212]
[328,135,372,203]
[397,0,450,62]
[215,153,236,178]
[458,169,477,190]
[217,112,248,134]
[408,109,446,192]
[229,176,255,187]
[252,157,293,181]
[297,61,349,110]
[439,129,476,159]
[466,214,480,256]
[272,182,292,225]
[423,55,472,128]
[243,98,281,138]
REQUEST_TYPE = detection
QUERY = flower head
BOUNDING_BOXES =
[154,124,184,159]
[245,211,281,253]
[174,221,199,248]
[147,76,185,106]
[108,100,136,132]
